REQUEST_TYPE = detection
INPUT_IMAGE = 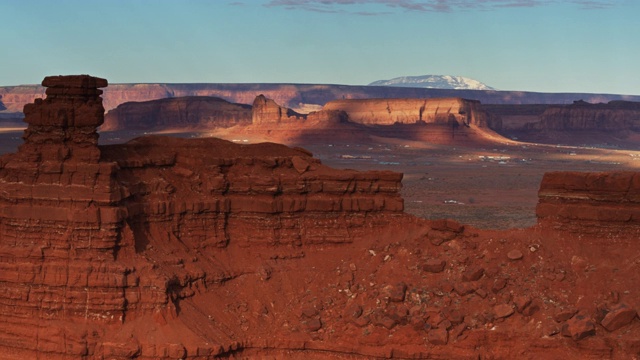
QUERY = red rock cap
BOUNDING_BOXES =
[42,75,108,89]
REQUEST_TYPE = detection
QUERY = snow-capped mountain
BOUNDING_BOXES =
[368,75,496,91]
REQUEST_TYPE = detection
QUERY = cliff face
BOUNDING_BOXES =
[537,171,640,231]
[251,94,304,124]
[323,98,502,130]
[102,96,252,131]
[528,100,640,131]
[3,83,640,114]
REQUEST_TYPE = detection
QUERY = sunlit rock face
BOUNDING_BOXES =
[323,97,502,130]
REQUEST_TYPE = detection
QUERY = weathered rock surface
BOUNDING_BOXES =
[561,315,596,341]
[528,100,640,131]
[252,94,304,124]
[537,171,640,231]
[102,96,252,131]
[0,76,407,359]
[1,75,640,359]
[601,303,638,332]
[323,98,502,130]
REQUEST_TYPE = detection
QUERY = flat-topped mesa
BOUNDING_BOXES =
[323,97,502,130]
[20,75,107,164]
[537,171,640,232]
[526,100,640,131]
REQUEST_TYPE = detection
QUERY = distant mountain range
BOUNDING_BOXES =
[369,75,496,91]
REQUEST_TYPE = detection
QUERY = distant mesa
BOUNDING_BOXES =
[3,82,640,116]
[368,75,497,91]
[323,97,502,130]
[526,100,640,131]
[102,96,252,131]
[102,94,502,143]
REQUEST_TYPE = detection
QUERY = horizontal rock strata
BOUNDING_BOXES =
[537,171,640,231]
[323,97,501,130]
[528,100,640,131]
[0,75,404,358]
[102,96,252,131]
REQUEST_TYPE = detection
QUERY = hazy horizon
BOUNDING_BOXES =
[1,0,638,95]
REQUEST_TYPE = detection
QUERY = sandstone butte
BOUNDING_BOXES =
[0,75,639,359]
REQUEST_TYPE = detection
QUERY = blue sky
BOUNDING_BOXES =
[0,0,638,94]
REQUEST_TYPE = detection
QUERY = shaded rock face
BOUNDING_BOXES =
[20,75,107,163]
[251,94,305,124]
[102,96,252,131]
[323,98,502,130]
[528,100,640,131]
[537,171,640,231]
[306,109,348,124]
[0,76,405,358]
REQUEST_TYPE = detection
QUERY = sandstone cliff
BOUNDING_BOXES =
[102,96,252,131]
[527,100,640,131]
[251,94,304,124]
[323,98,502,130]
[537,171,640,231]
[1,75,639,359]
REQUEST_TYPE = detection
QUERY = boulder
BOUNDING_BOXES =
[601,303,637,332]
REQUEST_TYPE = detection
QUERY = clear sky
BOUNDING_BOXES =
[1,0,638,94]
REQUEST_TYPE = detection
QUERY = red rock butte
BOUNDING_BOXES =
[0,75,639,359]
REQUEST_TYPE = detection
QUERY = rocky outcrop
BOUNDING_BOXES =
[0,75,131,356]
[251,94,304,124]
[527,100,640,131]
[323,98,502,130]
[537,171,640,231]
[102,96,252,131]
[0,76,404,358]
